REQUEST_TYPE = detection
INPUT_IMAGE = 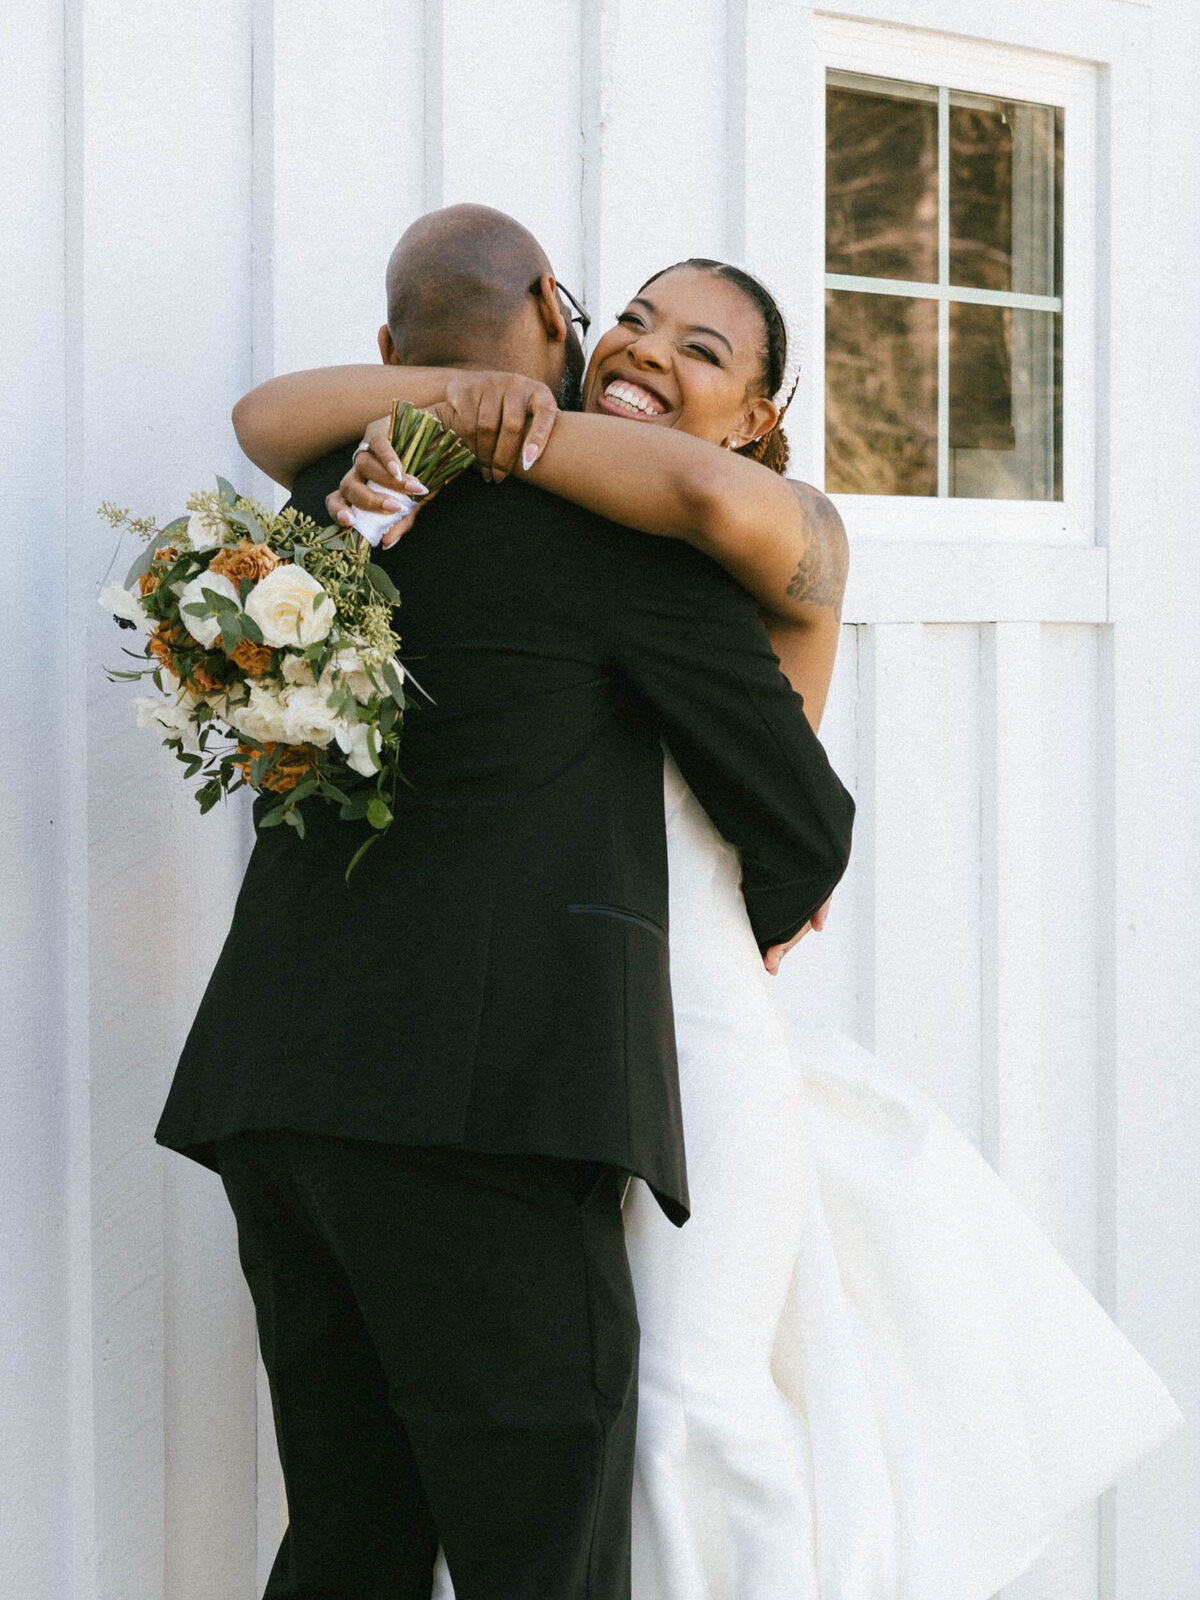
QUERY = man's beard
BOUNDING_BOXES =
[557,329,586,412]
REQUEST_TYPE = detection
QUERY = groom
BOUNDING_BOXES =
[156,204,854,1599]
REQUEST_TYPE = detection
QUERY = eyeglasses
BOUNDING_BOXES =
[532,277,591,340]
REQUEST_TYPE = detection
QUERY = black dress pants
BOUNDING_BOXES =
[215,1129,639,1600]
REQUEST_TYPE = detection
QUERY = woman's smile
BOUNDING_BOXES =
[597,374,672,419]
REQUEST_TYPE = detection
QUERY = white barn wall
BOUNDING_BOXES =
[1,2,72,1595]
[65,0,261,1594]
[2,2,1195,1596]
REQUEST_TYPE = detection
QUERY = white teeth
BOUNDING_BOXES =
[604,379,664,416]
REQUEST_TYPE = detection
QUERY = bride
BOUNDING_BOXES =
[233,256,1184,1598]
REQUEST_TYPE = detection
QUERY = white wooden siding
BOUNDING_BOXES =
[3,1,1196,1596]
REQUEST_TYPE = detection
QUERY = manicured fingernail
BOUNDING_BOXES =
[381,496,404,511]
[388,461,402,478]
[522,443,540,471]
[406,476,428,496]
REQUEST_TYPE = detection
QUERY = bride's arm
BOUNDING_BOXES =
[766,608,842,732]
[231,365,468,488]
[340,389,848,631]
[520,410,848,632]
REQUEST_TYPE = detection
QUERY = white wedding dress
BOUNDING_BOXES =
[433,754,1184,1599]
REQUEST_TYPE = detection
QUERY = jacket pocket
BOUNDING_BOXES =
[568,903,667,941]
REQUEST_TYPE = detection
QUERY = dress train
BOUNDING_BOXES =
[431,757,1184,1598]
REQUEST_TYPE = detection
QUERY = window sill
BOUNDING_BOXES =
[842,540,1107,624]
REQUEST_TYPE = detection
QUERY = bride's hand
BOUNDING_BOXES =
[327,418,436,548]
[763,896,831,975]
[440,371,559,484]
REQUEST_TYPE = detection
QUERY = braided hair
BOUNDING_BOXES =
[637,258,793,474]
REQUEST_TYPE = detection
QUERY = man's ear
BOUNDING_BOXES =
[378,324,401,365]
[728,394,780,451]
[532,272,568,346]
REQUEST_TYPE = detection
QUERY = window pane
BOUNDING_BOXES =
[825,290,938,495]
[949,96,1062,296]
[826,79,939,284]
[949,302,1061,499]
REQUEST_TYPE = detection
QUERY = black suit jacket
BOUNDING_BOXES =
[155,462,854,1222]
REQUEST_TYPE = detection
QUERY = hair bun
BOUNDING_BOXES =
[737,425,790,476]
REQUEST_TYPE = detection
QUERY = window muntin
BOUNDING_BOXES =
[825,70,1063,502]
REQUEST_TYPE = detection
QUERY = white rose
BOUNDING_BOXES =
[226,681,291,744]
[134,694,201,754]
[98,580,157,635]
[329,646,391,703]
[187,509,232,551]
[244,564,334,648]
[280,653,316,687]
[279,684,341,748]
[334,718,379,776]
[178,571,240,648]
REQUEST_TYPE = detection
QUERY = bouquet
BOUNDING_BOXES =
[98,404,474,878]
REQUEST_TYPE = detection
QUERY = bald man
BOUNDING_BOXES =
[157,205,854,1600]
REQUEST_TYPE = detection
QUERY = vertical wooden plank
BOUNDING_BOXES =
[584,0,730,352]
[267,0,426,377]
[1103,12,1200,1600]
[67,0,261,1592]
[0,0,72,1593]
[742,2,822,480]
[979,623,1047,1198]
[983,622,1103,1600]
[775,624,861,1033]
[435,0,585,288]
[857,622,983,1137]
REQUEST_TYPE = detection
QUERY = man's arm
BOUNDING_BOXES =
[610,537,855,954]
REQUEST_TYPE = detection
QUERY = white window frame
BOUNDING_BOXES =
[808,17,1097,548]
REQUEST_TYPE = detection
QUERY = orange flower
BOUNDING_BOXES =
[183,656,229,695]
[233,740,317,794]
[226,637,274,676]
[140,544,180,594]
[148,620,185,671]
[208,539,281,587]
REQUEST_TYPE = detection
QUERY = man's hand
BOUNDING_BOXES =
[762,895,831,975]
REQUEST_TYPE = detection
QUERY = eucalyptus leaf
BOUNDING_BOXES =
[365,562,401,605]
[123,529,173,590]
[367,798,391,830]
[216,475,240,507]
[382,659,405,702]
[225,506,266,544]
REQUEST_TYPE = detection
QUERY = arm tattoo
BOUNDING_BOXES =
[785,483,848,619]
